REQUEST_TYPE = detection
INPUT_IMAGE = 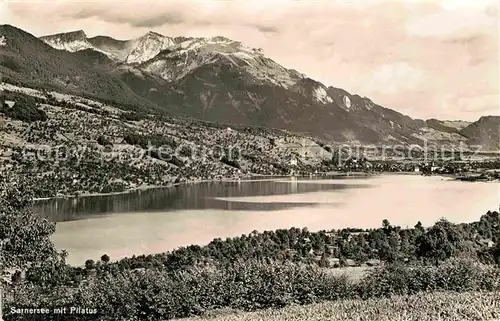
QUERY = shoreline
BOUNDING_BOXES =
[33,172,368,202]
[33,173,294,202]
[32,171,496,202]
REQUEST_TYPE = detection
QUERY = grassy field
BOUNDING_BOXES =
[324,266,372,281]
[178,291,500,321]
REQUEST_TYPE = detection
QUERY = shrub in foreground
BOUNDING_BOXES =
[359,257,500,298]
[4,258,500,321]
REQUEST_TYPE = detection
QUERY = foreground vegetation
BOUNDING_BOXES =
[180,291,500,321]
[1,174,500,320]
[4,256,500,320]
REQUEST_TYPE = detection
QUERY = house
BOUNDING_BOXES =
[414,166,420,172]
[480,239,496,248]
[4,100,15,108]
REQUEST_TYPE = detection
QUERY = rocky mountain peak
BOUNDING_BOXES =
[40,30,93,52]
[125,31,177,64]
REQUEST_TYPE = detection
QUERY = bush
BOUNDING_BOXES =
[97,135,112,146]
[221,156,240,169]
[63,260,356,320]
[5,254,500,320]
[43,258,500,320]
[359,258,500,298]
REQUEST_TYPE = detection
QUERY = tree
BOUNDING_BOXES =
[0,174,59,273]
[85,259,96,270]
[101,254,110,264]
[416,219,466,263]
[97,135,112,147]
[0,172,62,316]
[318,253,330,268]
[339,256,347,267]
[382,219,391,231]
[414,221,424,233]
[493,238,500,265]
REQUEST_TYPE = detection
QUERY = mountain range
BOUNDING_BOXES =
[1,24,498,151]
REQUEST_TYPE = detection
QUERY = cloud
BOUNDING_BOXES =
[254,25,278,34]
[458,94,500,113]
[65,8,187,27]
[131,15,192,28]
[438,0,497,10]
[40,1,282,36]
[56,2,191,26]
[406,9,497,40]
[368,63,425,94]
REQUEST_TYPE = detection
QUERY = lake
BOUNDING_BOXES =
[33,174,500,266]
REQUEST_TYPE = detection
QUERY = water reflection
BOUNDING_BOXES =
[34,177,371,222]
[40,175,499,265]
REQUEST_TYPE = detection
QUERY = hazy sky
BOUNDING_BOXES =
[2,0,499,121]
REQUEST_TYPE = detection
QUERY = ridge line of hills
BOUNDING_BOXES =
[1,24,499,151]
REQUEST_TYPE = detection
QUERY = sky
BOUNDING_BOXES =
[1,0,499,121]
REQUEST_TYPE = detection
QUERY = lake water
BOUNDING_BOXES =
[33,174,500,266]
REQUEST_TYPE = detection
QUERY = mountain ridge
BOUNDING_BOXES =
[2,25,498,150]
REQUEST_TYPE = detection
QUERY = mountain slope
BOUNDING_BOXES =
[5,25,499,150]
[0,25,157,112]
[86,35,132,61]
[460,116,500,151]
[327,87,428,144]
[0,83,335,199]
[138,56,381,143]
[117,35,411,143]
[72,49,116,67]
